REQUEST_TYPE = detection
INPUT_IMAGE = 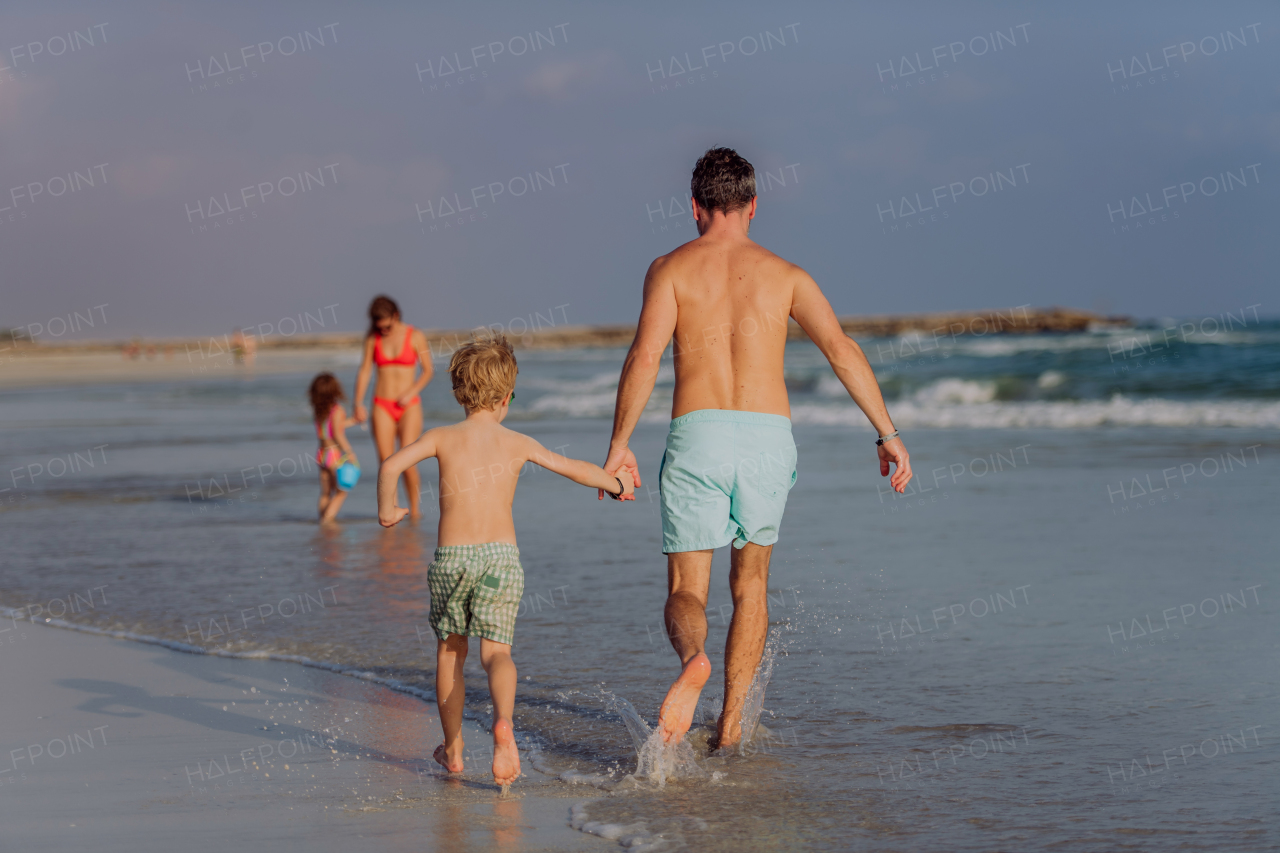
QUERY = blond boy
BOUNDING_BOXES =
[378,336,635,788]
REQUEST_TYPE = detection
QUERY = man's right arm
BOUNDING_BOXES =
[789,268,913,493]
[603,257,679,495]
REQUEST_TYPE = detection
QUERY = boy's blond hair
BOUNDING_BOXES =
[449,336,518,411]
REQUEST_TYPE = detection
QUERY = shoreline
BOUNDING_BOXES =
[6,306,1129,356]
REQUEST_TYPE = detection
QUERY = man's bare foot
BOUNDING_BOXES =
[433,741,464,773]
[658,652,711,743]
[492,719,521,788]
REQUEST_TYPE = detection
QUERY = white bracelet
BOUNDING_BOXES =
[875,430,900,446]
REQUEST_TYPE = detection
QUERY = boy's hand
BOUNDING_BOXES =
[600,445,641,501]
[379,506,409,527]
[615,466,635,498]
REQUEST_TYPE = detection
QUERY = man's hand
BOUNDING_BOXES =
[878,438,912,493]
[380,505,409,527]
[600,445,641,501]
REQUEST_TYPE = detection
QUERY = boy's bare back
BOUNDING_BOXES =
[426,419,535,546]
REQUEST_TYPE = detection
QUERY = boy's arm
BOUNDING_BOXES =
[378,430,439,526]
[523,436,634,497]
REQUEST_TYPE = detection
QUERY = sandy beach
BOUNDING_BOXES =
[1,620,612,852]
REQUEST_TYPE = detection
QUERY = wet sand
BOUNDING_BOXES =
[0,622,608,853]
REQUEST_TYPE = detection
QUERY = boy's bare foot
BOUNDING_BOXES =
[492,719,521,788]
[433,741,465,773]
[658,652,711,743]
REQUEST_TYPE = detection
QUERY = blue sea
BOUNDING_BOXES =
[2,319,1277,851]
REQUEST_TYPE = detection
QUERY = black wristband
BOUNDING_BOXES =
[608,476,624,500]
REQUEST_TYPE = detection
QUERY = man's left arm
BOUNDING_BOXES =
[789,269,912,492]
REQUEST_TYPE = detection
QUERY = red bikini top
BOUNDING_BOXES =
[373,326,418,367]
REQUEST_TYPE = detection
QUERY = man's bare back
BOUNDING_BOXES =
[656,236,798,419]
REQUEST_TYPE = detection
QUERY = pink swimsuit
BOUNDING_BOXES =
[316,408,342,469]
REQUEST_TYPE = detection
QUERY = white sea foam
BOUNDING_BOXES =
[790,395,1280,429]
[1036,370,1066,389]
[569,802,667,851]
[910,378,997,405]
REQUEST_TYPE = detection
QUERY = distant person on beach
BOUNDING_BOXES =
[231,328,256,366]
[377,336,634,789]
[309,372,359,523]
[354,295,434,517]
[603,148,913,752]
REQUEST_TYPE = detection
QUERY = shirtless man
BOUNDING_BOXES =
[603,148,913,752]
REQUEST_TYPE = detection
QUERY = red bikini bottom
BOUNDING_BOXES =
[373,396,419,422]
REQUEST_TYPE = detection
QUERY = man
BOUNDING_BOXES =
[602,148,913,752]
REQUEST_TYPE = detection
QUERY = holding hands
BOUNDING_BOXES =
[600,444,641,501]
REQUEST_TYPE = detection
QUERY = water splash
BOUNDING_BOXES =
[603,692,705,786]
[735,630,780,755]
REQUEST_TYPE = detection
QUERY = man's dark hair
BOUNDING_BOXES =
[691,147,756,214]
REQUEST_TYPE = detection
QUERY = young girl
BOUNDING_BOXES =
[309,372,359,523]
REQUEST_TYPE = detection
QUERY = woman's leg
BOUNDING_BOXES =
[397,402,425,517]
[370,403,399,498]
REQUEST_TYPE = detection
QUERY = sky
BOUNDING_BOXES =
[1,0,1277,341]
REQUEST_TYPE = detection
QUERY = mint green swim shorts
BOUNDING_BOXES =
[659,409,798,554]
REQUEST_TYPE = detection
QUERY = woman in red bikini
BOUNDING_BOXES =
[354,295,434,517]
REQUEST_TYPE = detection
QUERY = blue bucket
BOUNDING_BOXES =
[336,462,361,491]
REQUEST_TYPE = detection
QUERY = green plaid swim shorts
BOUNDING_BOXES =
[427,543,524,646]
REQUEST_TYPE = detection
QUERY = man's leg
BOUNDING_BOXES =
[716,542,772,751]
[658,550,713,743]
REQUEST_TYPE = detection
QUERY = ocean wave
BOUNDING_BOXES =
[790,396,1280,429]
[872,329,1280,359]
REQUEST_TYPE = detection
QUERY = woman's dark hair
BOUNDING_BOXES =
[367,295,401,336]
[309,372,345,422]
[691,147,756,214]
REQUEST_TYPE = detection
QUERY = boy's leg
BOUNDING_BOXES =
[658,549,714,743]
[434,634,468,772]
[479,638,520,787]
